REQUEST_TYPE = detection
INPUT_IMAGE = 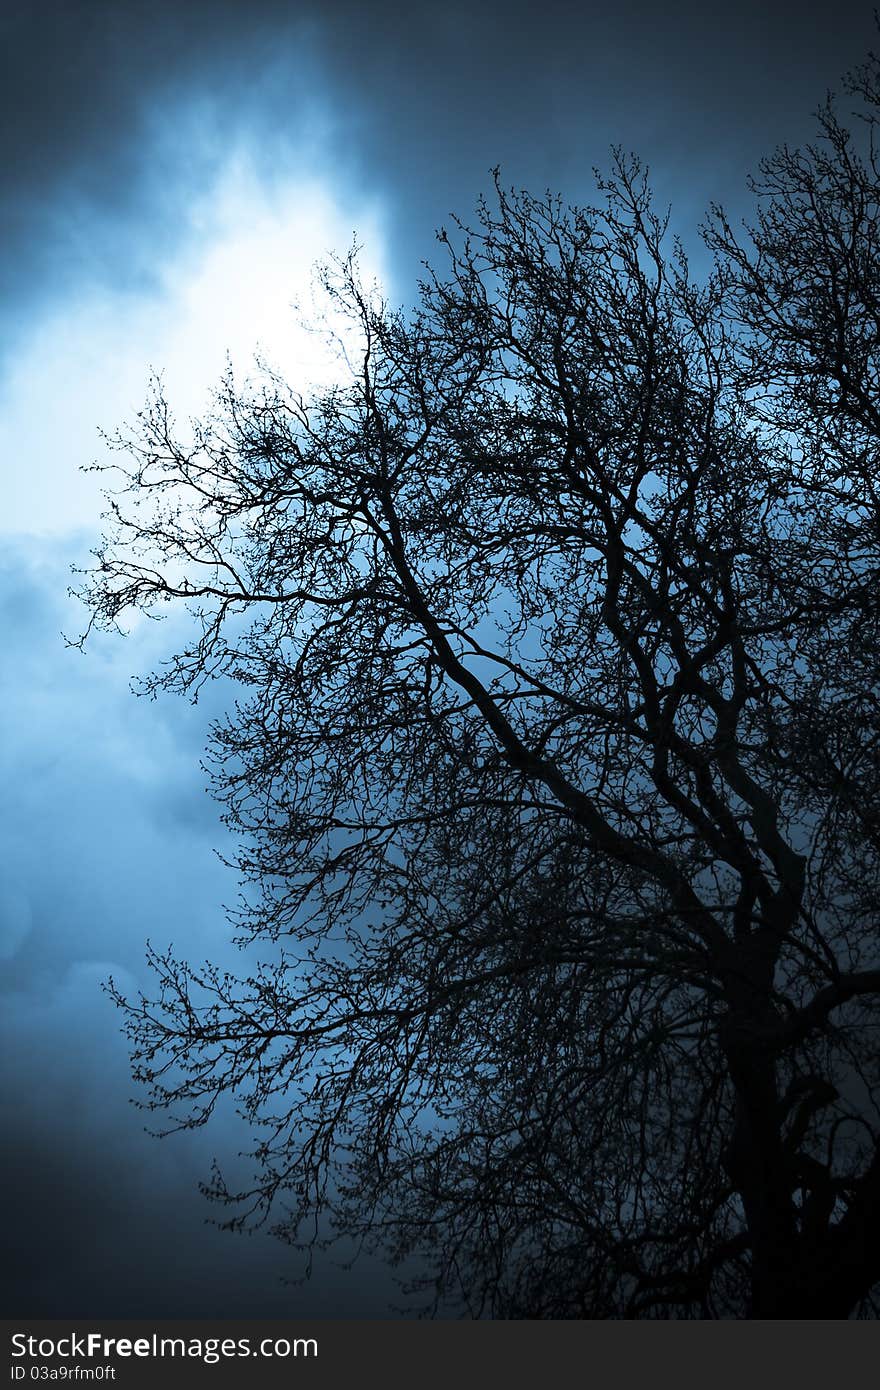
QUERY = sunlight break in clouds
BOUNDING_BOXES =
[1,146,387,539]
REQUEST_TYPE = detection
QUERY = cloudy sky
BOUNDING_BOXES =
[2,0,876,1318]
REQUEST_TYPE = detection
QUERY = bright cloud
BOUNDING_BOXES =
[1,143,387,538]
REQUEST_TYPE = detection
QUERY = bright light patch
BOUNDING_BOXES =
[0,149,388,537]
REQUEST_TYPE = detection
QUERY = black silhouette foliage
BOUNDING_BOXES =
[80,56,880,1317]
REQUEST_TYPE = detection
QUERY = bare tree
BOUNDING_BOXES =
[79,58,880,1317]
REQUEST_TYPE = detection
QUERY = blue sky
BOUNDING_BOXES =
[1,0,876,1317]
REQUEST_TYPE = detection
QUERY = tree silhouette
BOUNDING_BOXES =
[80,55,880,1318]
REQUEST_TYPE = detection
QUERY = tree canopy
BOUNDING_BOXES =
[80,54,880,1317]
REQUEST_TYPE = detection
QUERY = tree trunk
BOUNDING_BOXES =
[724,1043,803,1316]
[723,1030,880,1317]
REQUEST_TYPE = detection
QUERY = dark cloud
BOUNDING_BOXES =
[0,962,396,1317]
[2,1,875,348]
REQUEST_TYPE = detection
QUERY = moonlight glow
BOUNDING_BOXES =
[0,145,387,538]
